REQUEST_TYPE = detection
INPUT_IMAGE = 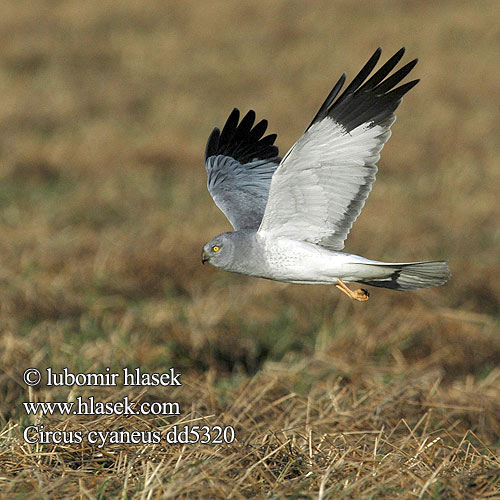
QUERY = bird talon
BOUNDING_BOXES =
[354,288,370,301]
[336,279,370,302]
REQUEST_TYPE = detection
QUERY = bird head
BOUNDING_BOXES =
[201,233,234,270]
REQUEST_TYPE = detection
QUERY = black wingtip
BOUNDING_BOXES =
[391,78,420,96]
[227,108,239,121]
[205,108,280,163]
[306,73,347,130]
[205,127,220,160]
[309,47,419,132]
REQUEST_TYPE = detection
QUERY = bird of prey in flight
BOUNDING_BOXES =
[201,48,450,301]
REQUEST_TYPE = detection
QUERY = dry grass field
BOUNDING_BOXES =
[0,1,499,498]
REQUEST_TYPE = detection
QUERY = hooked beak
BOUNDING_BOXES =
[201,249,209,265]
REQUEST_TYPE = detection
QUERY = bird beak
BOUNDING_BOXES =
[201,249,209,265]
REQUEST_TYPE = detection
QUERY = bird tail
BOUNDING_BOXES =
[356,260,451,291]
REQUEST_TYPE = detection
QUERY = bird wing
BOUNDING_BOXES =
[205,108,281,230]
[258,47,419,250]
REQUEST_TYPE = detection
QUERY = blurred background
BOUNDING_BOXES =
[0,0,499,434]
[1,1,500,496]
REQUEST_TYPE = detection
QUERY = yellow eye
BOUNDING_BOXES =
[212,245,220,252]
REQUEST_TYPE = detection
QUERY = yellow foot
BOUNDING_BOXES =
[336,279,370,302]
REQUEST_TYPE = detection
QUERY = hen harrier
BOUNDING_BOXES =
[201,48,450,301]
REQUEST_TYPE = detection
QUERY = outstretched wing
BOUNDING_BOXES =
[258,47,419,250]
[205,108,281,230]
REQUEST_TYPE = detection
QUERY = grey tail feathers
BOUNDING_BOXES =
[357,260,451,291]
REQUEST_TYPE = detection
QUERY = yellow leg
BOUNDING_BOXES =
[336,279,370,302]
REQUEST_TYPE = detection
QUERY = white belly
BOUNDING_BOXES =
[259,237,369,284]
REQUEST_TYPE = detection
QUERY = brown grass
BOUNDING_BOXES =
[0,0,499,498]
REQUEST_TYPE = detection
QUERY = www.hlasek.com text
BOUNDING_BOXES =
[23,396,180,417]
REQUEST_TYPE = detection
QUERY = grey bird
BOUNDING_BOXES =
[201,48,450,301]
